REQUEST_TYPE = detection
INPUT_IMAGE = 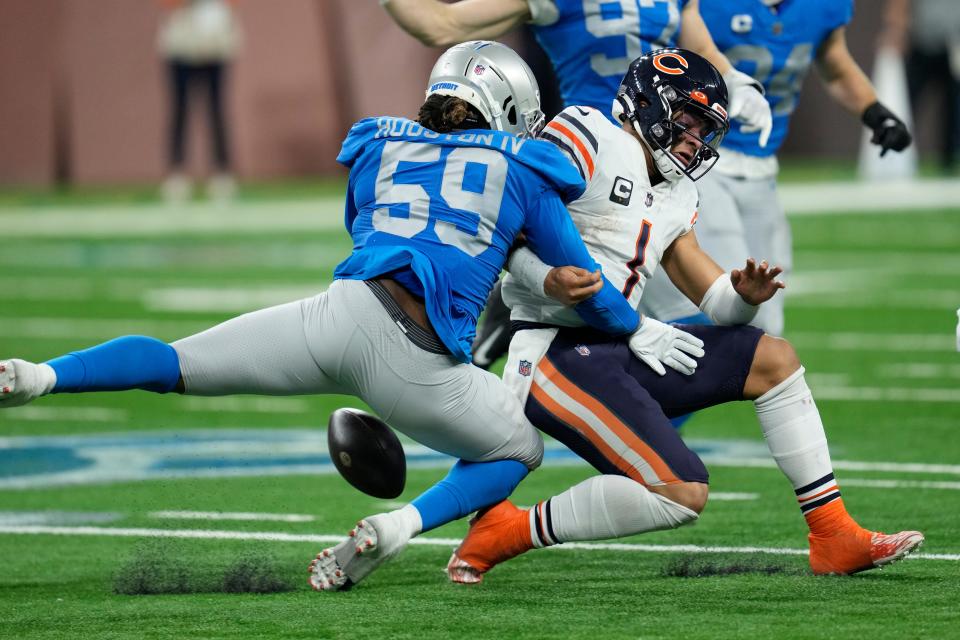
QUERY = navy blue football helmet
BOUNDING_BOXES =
[613,48,729,182]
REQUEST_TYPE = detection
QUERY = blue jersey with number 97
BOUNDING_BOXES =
[531,0,691,118]
[700,0,853,156]
[334,117,639,363]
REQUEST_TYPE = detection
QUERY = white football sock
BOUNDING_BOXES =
[528,475,698,547]
[754,366,841,515]
[0,360,57,408]
[392,503,423,539]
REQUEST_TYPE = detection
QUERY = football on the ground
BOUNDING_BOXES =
[327,408,406,499]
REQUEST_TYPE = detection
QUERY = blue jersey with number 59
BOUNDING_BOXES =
[700,0,852,156]
[334,117,639,363]
[531,0,690,118]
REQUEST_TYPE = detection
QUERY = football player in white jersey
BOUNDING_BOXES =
[443,49,923,583]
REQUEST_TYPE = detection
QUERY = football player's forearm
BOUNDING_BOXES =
[524,208,638,335]
[823,66,877,117]
[677,0,731,75]
[382,0,530,47]
[573,278,639,335]
[662,233,723,307]
[816,29,877,117]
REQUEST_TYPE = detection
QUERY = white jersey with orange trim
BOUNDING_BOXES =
[502,105,699,328]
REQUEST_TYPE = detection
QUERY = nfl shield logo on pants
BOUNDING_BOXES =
[518,360,532,376]
[575,345,591,356]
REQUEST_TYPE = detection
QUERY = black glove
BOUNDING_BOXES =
[862,101,912,157]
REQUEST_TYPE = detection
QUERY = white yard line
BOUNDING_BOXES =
[706,492,759,501]
[0,524,953,561]
[809,386,960,403]
[784,291,960,310]
[793,251,960,273]
[149,511,315,523]
[2,317,210,341]
[840,478,960,491]
[787,331,954,352]
[874,363,960,380]
[180,397,313,414]
[780,178,960,215]
[705,457,960,476]
[5,407,129,423]
[0,202,345,238]
[142,286,327,313]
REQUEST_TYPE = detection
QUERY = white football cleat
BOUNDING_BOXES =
[869,530,925,570]
[809,526,925,575]
[0,359,57,408]
[446,552,484,584]
[307,512,411,592]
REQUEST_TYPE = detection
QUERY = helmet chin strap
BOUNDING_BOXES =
[651,148,686,182]
[634,121,685,183]
[613,96,685,183]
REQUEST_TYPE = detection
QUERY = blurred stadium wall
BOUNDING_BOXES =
[0,1,930,186]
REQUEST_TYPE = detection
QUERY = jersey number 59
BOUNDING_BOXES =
[373,141,507,257]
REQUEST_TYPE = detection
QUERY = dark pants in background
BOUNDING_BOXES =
[906,48,960,172]
[168,61,231,172]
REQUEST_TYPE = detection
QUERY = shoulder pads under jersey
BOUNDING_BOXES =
[539,106,606,183]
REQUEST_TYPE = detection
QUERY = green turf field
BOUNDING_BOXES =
[1,186,958,639]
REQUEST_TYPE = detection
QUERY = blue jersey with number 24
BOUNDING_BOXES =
[700,0,853,156]
[334,117,639,363]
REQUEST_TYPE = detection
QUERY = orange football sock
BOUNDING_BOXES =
[804,498,860,537]
[455,499,534,573]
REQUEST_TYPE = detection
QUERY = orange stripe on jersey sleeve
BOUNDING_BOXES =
[537,357,680,485]
[545,121,595,179]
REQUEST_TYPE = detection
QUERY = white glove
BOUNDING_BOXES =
[627,317,705,376]
[723,68,772,148]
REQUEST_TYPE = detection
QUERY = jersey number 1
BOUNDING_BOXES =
[373,141,507,257]
[622,219,652,299]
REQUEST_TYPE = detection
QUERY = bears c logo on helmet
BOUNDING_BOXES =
[652,52,688,76]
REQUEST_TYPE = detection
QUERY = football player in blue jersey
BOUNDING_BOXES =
[640,0,913,336]
[0,41,711,591]
[380,0,775,368]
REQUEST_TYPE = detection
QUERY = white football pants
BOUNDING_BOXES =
[172,279,544,468]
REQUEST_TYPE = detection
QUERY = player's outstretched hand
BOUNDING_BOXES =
[862,101,912,157]
[628,316,705,376]
[544,266,603,305]
[730,258,785,305]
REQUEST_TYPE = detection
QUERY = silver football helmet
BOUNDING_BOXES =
[425,41,545,138]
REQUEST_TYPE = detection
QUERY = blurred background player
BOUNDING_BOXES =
[640,0,913,337]
[882,0,960,174]
[157,0,242,204]
[378,0,774,368]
